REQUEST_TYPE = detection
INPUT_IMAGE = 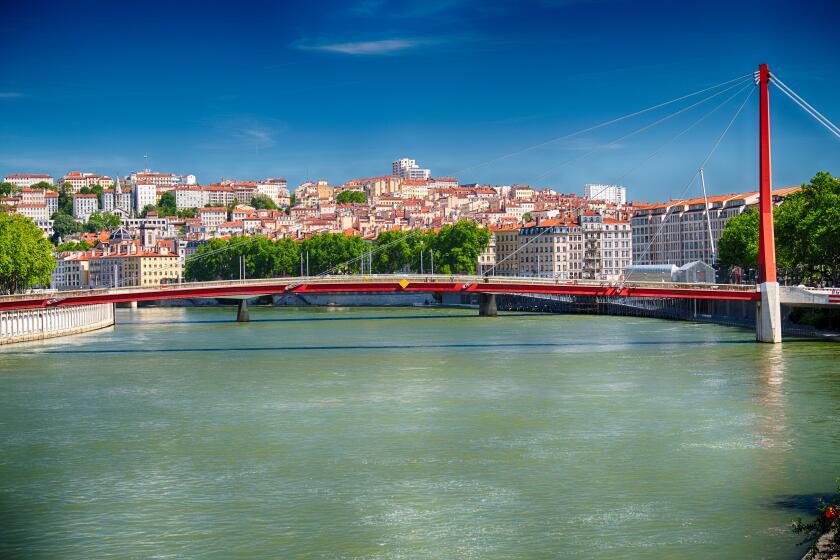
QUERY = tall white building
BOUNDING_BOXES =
[73,194,99,221]
[133,183,157,214]
[392,158,431,181]
[580,211,632,280]
[584,184,626,205]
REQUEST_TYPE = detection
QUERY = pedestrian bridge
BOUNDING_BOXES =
[0,275,835,312]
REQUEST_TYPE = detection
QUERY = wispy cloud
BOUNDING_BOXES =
[294,38,428,56]
[236,127,276,148]
[0,92,24,99]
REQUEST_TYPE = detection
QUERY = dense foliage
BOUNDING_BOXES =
[336,190,367,205]
[717,172,840,285]
[184,220,491,281]
[250,195,277,210]
[0,214,56,294]
[50,212,84,243]
[56,240,92,252]
[85,212,121,233]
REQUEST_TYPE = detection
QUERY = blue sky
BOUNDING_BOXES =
[0,0,837,201]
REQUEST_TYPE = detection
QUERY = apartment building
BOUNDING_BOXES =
[4,173,54,189]
[580,211,632,280]
[73,194,99,221]
[631,187,801,266]
[517,219,584,279]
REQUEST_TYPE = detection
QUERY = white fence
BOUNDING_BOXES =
[0,303,114,345]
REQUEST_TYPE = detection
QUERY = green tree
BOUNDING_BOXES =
[300,233,366,275]
[85,211,122,233]
[50,212,83,243]
[140,204,157,218]
[250,194,277,210]
[57,190,73,215]
[56,240,92,252]
[716,172,840,285]
[336,190,367,205]
[717,209,759,272]
[184,236,301,281]
[522,212,532,222]
[0,214,56,293]
[371,229,427,273]
[426,220,491,274]
[157,191,177,216]
[177,208,197,219]
[0,182,13,197]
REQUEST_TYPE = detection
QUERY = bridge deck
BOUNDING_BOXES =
[0,275,764,311]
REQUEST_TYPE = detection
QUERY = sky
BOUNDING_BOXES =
[0,0,838,201]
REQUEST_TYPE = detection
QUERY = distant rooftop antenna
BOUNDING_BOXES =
[143,154,149,172]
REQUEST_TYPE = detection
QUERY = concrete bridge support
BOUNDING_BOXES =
[479,293,497,317]
[237,300,250,322]
[756,282,782,343]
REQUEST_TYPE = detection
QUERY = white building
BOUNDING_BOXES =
[631,186,801,267]
[73,194,99,221]
[4,173,54,189]
[175,186,209,210]
[580,211,632,280]
[129,170,196,187]
[392,158,431,181]
[133,183,157,214]
[584,184,626,205]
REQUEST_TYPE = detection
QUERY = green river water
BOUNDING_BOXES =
[1,306,839,559]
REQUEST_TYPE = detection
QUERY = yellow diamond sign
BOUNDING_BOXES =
[399,278,410,289]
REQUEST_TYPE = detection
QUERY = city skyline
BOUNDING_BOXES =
[1,0,838,201]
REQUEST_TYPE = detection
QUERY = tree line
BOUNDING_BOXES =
[184,220,491,281]
[718,172,840,286]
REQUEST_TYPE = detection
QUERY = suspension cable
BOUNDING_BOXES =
[610,81,755,185]
[532,78,753,182]
[770,74,840,138]
[454,73,755,176]
[626,86,755,282]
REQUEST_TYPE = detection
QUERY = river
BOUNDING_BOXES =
[1,306,838,559]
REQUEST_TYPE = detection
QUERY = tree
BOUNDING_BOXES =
[140,204,157,218]
[427,220,491,274]
[177,208,197,219]
[157,191,177,216]
[56,240,92,252]
[300,233,366,275]
[716,172,840,285]
[336,190,367,205]
[57,190,74,215]
[371,229,427,273]
[250,195,277,210]
[0,214,56,294]
[184,236,301,281]
[0,182,13,197]
[522,212,532,223]
[717,209,759,272]
[85,211,122,233]
[51,212,83,243]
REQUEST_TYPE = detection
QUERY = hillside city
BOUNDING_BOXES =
[1,157,800,291]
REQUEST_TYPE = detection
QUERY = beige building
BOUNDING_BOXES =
[580,211,632,280]
[517,219,583,279]
[491,226,520,276]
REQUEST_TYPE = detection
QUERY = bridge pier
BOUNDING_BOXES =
[237,300,250,323]
[756,282,781,343]
[479,293,497,317]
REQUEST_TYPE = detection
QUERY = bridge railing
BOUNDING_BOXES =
[0,274,759,305]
